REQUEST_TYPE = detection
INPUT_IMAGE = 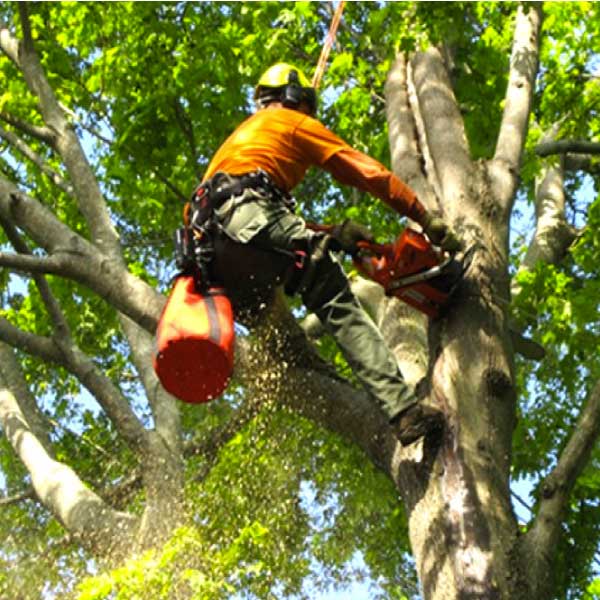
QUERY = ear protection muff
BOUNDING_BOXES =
[282,69,303,109]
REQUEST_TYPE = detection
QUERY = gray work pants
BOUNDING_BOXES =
[211,191,416,421]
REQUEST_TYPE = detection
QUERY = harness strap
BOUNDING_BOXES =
[192,170,293,212]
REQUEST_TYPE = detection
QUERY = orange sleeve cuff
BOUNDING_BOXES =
[324,148,427,223]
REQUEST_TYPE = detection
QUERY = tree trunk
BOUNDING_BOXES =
[380,6,544,596]
[401,223,525,599]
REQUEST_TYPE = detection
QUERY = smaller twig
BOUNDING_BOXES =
[511,489,533,516]
[47,417,111,458]
[0,125,73,196]
[0,111,55,145]
[58,102,114,145]
[173,97,198,166]
[153,169,188,202]
[0,251,65,276]
[0,488,35,506]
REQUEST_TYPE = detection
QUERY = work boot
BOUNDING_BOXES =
[392,403,445,446]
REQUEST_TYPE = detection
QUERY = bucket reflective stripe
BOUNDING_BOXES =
[153,276,235,403]
[204,294,221,343]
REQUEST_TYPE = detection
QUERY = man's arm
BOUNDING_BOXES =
[293,114,425,222]
[323,148,428,225]
[324,149,462,252]
[294,116,461,251]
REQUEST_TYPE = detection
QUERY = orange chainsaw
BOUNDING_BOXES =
[352,228,468,318]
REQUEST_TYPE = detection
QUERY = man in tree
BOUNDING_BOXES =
[187,62,461,445]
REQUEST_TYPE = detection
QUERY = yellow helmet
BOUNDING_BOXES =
[254,63,317,115]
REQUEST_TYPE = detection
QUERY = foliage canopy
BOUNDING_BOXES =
[0,2,599,599]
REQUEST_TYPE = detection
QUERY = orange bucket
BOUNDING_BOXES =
[153,276,235,403]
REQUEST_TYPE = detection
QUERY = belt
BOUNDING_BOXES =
[192,170,294,211]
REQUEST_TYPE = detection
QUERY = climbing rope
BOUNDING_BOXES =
[311,1,346,89]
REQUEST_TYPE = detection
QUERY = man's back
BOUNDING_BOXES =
[204,106,346,191]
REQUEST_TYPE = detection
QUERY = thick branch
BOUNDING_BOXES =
[525,380,600,596]
[384,54,436,209]
[0,180,164,332]
[406,58,444,209]
[512,161,577,298]
[61,344,150,452]
[119,316,182,457]
[0,488,35,506]
[491,4,543,209]
[411,47,471,213]
[535,140,600,157]
[0,386,138,556]
[17,4,34,52]
[0,343,53,454]
[11,9,119,253]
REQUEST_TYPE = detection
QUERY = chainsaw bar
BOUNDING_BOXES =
[389,243,476,292]
[386,256,453,291]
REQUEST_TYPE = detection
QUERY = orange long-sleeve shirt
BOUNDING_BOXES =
[204,106,427,223]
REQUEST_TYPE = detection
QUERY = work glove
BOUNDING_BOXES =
[330,219,375,256]
[421,213,463,253]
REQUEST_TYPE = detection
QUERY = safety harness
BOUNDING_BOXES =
[176,170,296,291]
